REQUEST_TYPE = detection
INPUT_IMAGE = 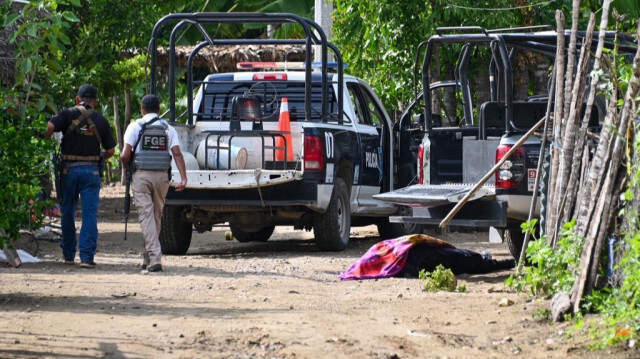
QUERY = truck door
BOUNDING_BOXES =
[347,82,383,207]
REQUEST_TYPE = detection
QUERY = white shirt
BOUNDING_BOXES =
[123,113,181,153]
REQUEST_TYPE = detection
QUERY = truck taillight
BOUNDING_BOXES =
[304,135,324,171]
[495,144,525,189]
[417,143,425,184]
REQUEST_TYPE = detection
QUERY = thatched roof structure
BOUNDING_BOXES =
[155,44,308,73]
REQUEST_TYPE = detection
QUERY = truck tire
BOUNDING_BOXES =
[377,218,423,239]
[506,222,539,261]
[229,223,274,242]
[505,227,524,260]
[159,205,193,255]
[313,178,350,251]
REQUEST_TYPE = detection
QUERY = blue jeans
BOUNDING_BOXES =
[60,164,101,262]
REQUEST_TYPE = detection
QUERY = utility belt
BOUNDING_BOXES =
[62,154,101,161]
[65,161,99,168]
[134,168,169,172]
[60,153,105,177]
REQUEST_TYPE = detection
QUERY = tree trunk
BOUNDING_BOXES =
[442,63,457,125]
[567,3,612,221]
[560,14,596,223]
[124,87,132,129]
[474,66,491,107]
[551,14,595,243]
[546,10,566,244]
[122,88,133,185]
[113,95,123,152]
[562,0,581,118]
[571,20,640,312]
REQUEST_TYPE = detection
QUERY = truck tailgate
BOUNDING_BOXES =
[374,184,507,227]
[373,184,495,208]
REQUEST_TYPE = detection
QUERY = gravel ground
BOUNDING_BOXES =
[0,184,634,358]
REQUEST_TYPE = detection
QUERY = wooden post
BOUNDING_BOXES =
[546,10,566,245]
[571,18,640,313]
[517,70,556,270]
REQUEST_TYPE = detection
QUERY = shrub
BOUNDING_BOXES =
[0,89,52,247]
[419,264,466,293]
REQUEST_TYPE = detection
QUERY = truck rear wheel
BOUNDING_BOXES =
[313,178,350,251]
[505,221,532,260]
[506,222,539,261]
[229,223,274,242]
[159,205,193,255]
[505,227,524,260]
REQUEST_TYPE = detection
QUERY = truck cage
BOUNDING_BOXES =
[146,12,345,126]
[408,25,638,135]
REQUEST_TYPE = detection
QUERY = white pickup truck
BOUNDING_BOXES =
[146,13,422,254]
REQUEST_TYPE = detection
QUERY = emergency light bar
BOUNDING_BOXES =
[236,61,348,71]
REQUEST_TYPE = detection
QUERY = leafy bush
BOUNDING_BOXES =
[0,89,52,247]
[419,264,465,293]
[505,219,583,297]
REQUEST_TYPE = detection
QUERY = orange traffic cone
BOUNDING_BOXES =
[276,97,294,161]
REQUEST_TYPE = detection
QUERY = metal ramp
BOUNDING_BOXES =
[373,183,495,208]
[374,184,506,227]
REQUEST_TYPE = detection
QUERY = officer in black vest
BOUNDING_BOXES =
[45,84,116,268]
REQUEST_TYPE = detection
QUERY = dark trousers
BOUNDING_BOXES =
[398,244,515,277]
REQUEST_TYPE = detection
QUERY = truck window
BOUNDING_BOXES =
[347,85,366,124]
[360,87,385,128]
[198,78,346,123]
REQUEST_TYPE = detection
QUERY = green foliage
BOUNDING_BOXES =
[246,0,314,38]
[0,89,53,247]
[112,55,147,89]
[331,1,639,119]
[533,309,552,320]
[419,264,465,292]
[332,0,564,117]
[1,0,78,115]
[0,0,74,248]
[505,219,583,296]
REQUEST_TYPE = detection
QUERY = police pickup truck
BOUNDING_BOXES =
[375,26,620,259]
[147,13,421,254]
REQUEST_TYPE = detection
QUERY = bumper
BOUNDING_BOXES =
[166,180,332,211]
[497,194,540,222]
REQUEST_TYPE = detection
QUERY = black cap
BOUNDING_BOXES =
[77,84,98,99]
[141,94,160,113]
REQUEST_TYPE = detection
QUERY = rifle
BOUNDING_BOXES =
[123,165,133,241]
[52,148,63,204]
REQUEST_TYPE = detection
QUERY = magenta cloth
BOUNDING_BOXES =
[339,234,455,280]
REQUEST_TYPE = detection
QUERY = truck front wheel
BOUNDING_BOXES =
[229,223,275,242]
[313,178,350,251]
[159,205,193,255]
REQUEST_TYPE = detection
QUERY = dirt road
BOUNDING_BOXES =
[0,185,631,358]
